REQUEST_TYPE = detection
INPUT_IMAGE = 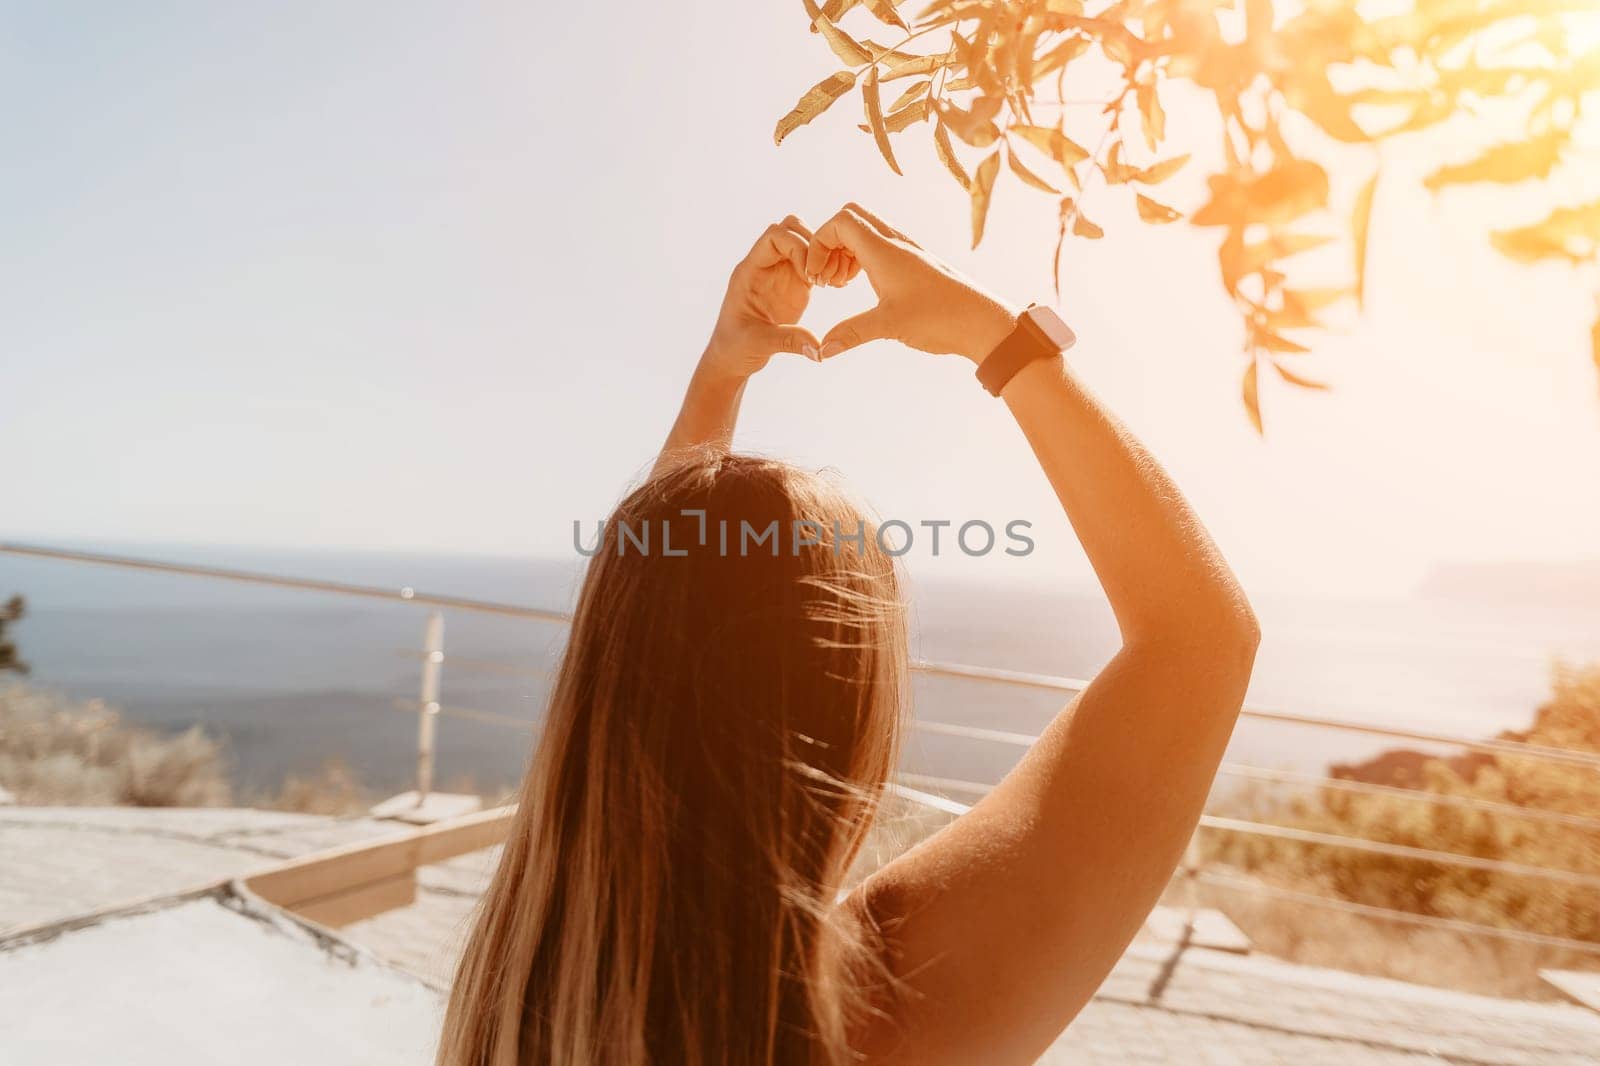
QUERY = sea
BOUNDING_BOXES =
[1,544,1595,798]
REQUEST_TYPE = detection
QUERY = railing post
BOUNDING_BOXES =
[416,611,444,804]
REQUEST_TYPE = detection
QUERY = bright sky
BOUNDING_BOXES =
[3,1,1598,598]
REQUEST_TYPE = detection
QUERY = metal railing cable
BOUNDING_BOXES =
[901,765,1600,835]
[896,771,992,796]
[9,541,1595,771]
[389,692,1600,904]
[390,697,537,733]
[1214,762,1600,835]
[886,785,1600,959]
[395,650,555,681]
[894,773,1600,889]
[1192,870,1600,957]
[8,540,1600,957]
[1196,815,1600,891]
[0,542,572,622]
[910,665,1600,773]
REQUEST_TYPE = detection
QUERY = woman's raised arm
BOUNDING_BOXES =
[809,204,1260,1065]
[652,216,834,478]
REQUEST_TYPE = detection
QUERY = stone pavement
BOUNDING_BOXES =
[5,806,1599,1064]
[0,805,410,932]
[3,893,442,1066]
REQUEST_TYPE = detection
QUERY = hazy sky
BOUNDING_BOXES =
[4,1,1598,598]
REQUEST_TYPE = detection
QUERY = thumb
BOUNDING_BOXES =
[819,306,893,359]
[765,323,823,362]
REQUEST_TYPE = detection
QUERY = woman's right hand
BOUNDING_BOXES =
[804,203,1020,364]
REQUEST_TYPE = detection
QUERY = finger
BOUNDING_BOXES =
[747,229,807,274]
[806,207,893,280]
[819,305,893,359]
[748,216,812,276]
[823,248,845,287]
[831,249,860,288]
[765,322,824,362]
[812,246,838,284]
[842,202,918,248]
[781,259,811,294]
[804,227,830,279]
[778,215,814,270]
[749,227,810,278]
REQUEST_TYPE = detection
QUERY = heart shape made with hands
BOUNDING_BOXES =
[725,205,1008,373]
[726,213,873,366]
[792,266,880,363]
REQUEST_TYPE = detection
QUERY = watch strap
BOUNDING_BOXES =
[975,305,1075,397]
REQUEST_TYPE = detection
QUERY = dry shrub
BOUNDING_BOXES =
[267,758,369,815]
[1201,663,1600,997]
[844,791,956,891]
[0,683,383,814]
[1186,873,1600,999]
[0,683,232,807]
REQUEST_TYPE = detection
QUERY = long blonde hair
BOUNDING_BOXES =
[439,451,908,1065]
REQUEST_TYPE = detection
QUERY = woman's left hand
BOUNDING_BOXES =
[702,217,828,380]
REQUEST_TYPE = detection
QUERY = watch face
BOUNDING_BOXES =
[1025,306,1077,350]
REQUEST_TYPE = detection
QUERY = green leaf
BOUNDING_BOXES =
[1282,288,1350,315]
[1273,362,1330,390]
[1244,233,1335,274]
[886,79,931,113]
[1249,159,1331,222]
[1423,132,1565,192]
[970,150,1001,247]
[1246,0,1274,41]
[1267,301,1320,331]
[1010,123,1090,168]
[1489,200,1600,265]
[917,0,991,28]
[860,38,918,64]
[1033,34,1091,80]
[1136,82,1165,151]
[1242,359,1263,436]
[1135,193,1182,223]
[1101,142,1136,185]
[1254,328,1311,354]
[1592,311,1600,387]
[1060,199,1103,239]
[1219,230,1246,295]
[936,99,1001,147]
[1135,153,1190,184]
[803,0,873,65]
[887,98,931,131]
[1490,229,1567,263]
[880,50,951,80]
[861,0,909,30]
[1007,143,1060,193]
[1053,200,1069,300]
[934,120,971,191]
[1353,170,1378,308]
[774,71,858,145]
[862,65,904,174]
[1288,76,1370,143]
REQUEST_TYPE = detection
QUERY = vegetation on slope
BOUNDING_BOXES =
[0,684,373,813]
[1201,663,1600,996]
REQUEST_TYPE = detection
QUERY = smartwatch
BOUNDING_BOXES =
[975,304,1076,397]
